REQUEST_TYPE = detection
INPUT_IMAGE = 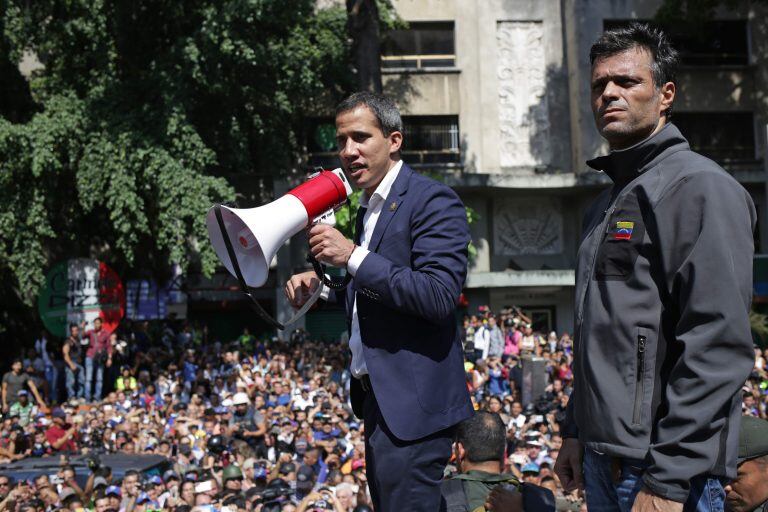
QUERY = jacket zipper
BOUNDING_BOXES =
[575,202,617,325]
[633,334,646,425]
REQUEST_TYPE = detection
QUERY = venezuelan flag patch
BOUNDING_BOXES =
[614,221,634,240]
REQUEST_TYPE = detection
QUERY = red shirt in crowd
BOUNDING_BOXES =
[45,425,77,452]
[84,328,112,359]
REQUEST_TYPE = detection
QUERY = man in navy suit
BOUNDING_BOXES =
[285,92,473,511]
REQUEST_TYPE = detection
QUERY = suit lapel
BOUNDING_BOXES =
[367,164,412,252]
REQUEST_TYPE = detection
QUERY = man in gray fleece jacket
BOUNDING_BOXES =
[554,23,756,512]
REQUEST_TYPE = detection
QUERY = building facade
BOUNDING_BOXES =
[332,0,768,335]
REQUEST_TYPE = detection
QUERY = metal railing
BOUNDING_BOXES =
[381,54,456,69]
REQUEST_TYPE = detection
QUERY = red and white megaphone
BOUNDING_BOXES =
[206,168,353,290]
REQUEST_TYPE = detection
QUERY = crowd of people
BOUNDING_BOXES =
[0,307,765,512]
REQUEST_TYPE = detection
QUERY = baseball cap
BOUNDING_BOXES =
[279,462,296,475]
[521,463,540,474]
[17,390,28,397]
[51,408,66,419]
[294,439,308,454]
[105,486,121,497]
[93,477,108,488]
[148,476,163,485]
[163,470,180,482]
[296,465,315,492]
[136,492,152,504]
[59,488,77,503]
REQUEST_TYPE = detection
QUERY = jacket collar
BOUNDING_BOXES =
[388,161,412,197]
[586,123,690,185]
[363,163,412,252]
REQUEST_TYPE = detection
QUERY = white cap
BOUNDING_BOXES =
[232,392,250,406]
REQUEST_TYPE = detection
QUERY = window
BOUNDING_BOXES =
[673,112,756,162]
[402,115,460,165]
[382,22,455,69]
[306,115,461,168]
[519,306,556,334]
[603,20,749,66]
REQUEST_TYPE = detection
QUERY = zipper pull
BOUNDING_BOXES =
[637,335,646,377]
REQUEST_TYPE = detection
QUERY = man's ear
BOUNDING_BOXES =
[388,130,403,154]
[455,441,466,462]
[659,81,675,116]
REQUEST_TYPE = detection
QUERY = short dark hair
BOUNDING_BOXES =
[455,411,506,464]
[590,22,679,89]
[335,92,403,136]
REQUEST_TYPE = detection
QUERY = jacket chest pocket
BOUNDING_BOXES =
[594,199,646,280]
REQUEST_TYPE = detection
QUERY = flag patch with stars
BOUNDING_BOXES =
[614,221,634,240]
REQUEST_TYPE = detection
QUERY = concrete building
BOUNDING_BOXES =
[241,0,768,339]
[304,0,767,335]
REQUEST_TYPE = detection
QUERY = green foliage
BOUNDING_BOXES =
[376,0,408,31]
[0,0,355,336]
[335,190,362,240]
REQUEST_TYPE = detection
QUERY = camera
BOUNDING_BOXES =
[86,453,102,472]
[256,478,293,512]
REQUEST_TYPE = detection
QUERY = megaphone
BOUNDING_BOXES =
[206,168,353,289]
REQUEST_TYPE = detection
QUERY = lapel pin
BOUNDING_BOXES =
[389,202,398,212]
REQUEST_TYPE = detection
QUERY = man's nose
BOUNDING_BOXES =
[340,139,358,159]
[601,81,621,102]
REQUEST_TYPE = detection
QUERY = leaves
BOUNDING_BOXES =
[0,0,355,337]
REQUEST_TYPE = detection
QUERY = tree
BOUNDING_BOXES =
[347,0,382,92]
[346,0,403,92]
[0,0,355,339]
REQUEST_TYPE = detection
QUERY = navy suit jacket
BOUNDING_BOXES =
[341,163,473,441]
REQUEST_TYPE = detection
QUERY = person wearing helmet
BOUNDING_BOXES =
[222,465,244,493]
[228,392,267,456]
[207,434,226,455]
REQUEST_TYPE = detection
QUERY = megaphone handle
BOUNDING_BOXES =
[213,204,286,331]
[280,279,324,328]
[308,254,352,290]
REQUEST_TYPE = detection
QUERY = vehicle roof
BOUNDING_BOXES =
[0,454,169,483]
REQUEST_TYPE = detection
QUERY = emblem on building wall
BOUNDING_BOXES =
[494,200,563,255]
[496,21,552,168]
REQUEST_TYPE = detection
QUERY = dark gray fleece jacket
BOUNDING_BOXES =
[565,123,756,502]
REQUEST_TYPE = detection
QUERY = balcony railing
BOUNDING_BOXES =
[307,150,461,170]
[381,54,456,69]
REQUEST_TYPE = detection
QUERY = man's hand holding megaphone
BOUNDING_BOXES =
[284,225,356,309]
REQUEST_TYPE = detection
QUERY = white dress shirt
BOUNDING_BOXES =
[345,160,403,378]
